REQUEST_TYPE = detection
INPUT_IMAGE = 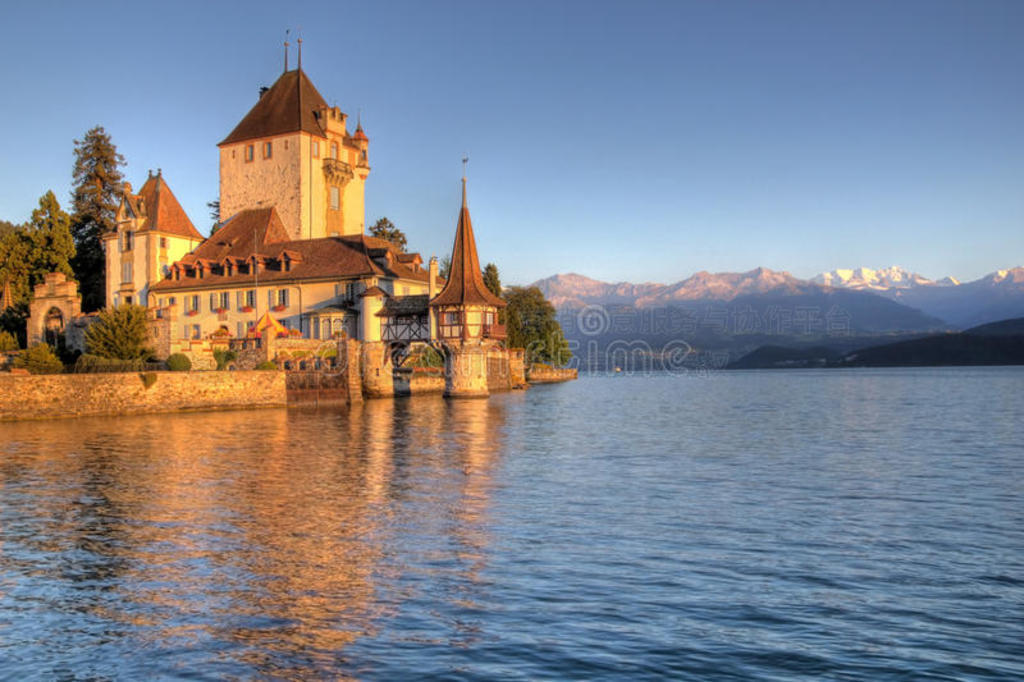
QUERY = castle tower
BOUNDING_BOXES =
[430,178,506,398]
[218,67,370,241]
[103,171,204,309]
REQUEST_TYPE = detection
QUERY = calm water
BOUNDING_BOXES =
[1,368,1022,680]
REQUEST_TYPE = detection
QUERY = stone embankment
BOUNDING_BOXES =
[0,371,286,421]
[527,366,579,384]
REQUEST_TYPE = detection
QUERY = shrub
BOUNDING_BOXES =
[73,354,148,373]
[139,372,158,389]
[0,330,18,351]
[213,348,237,370]
[256,361,278,370]
[14,344,63,374]
[84,305,154,360]
[167,353,192,372]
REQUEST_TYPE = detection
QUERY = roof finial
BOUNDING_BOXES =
[461,156,469,208]
[284,29,290,72]
[357,107,362,130]
[297,34,302,70]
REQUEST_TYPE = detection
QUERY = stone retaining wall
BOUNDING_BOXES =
[0,370,286,421]
[527,366,579,384]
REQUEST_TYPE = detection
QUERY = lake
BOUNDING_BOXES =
[1,368,1022,680]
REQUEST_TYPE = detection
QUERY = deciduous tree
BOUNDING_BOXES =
[70,126,125,311]
[503,286,571,366]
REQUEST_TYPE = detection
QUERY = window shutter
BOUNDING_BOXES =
[268,289,275,308]
[209,293,216,311]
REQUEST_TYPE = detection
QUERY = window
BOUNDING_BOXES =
[209,293,217,311]
[159,237,168,249]
[219,292,230,310]
[237,322,245,338]
[445,311,460,325]
[192,325,201,340]
[122,262,132,283]
[185,294,199,313]
[312,141,320,158]
[330,142,338,159]
[277,289,289,307]
[329,186,340,210]
[125,295,133,305]
[122,231,133,251]
[263,141,272,159]
[245,144,254,162]
[245,289,256,308]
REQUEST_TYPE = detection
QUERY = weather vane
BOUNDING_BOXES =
[462,155,469,178]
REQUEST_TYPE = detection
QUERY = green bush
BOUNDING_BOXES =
[0,330,18,351]
[213,348,237,370]
[139,372,158,389]
[84,304,154,360]
[73,354,148,373]
[167,353,192,372]
[14,344,63,374]
[256,360,278,370]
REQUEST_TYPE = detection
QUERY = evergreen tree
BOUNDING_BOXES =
[483,262,501,297]
[70,126,125,311]
[439,255,452,281]
[207,199,221,234]
[503,286,571,366]
[84,304,154,360]
[369,217,408,252]
[27,191,76,282]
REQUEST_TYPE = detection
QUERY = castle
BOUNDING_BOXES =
[98,59,515,398]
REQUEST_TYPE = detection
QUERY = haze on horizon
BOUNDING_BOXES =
[0,0,1020,286]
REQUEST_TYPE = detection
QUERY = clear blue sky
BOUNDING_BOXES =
[0,0,1021,285]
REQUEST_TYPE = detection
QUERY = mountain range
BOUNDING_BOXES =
[531,266,1024,329]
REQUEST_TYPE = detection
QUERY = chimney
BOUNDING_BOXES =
[428,256,438,299]
[259,86,270,99]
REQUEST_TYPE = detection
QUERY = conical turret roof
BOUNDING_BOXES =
[430,179,505,308]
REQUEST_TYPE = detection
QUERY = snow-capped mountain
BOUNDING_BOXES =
[529,266,1024,329]
[812,266,958,290]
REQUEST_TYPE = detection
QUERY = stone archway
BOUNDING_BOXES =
[27,273,82,348]
[44,307,65,347]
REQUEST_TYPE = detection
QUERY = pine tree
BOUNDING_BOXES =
[84,304,153,360]
[27,191,76,283]
[70,126,125,311]
[483,262,502,297]
[369,217,408,252]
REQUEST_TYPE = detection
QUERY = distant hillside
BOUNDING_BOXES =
[727,316,1024,369]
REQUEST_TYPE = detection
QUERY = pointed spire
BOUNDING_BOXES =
[284,31,290,73]
[297,37,302,70]
[430,173,506,309]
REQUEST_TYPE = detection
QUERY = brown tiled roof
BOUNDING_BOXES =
[219,69,329,146]
[378,294,429,317]
[151,208,431,292]
[360,285,387,298]
[430,179,506,308]
[132,174,204,240]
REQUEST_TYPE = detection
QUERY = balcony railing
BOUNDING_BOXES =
[322,158,354,184]
[482,323,506,339]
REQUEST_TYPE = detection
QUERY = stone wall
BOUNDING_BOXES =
[527,366,579,384]
[0,370,286,421]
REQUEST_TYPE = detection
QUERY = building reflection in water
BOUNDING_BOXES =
[0,396,506,677]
